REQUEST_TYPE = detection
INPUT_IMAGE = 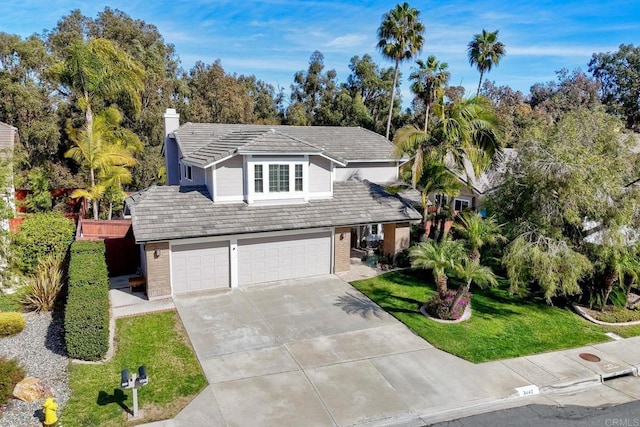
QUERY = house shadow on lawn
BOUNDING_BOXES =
[97,389,131,415]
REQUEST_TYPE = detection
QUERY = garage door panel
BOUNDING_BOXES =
[172,241,230,294]
[238,232,330,286]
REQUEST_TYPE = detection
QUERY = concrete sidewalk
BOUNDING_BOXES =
[141,276,640,427]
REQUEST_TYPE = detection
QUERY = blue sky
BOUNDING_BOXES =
[2,1,639,107]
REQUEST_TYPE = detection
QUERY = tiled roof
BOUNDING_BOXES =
[172,123,397,166]
[127,181,421,243]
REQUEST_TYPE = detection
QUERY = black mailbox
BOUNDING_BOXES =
[121,369,130,388]
[138,365,148,385]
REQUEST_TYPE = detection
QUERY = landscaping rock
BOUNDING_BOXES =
[13,377,53,402]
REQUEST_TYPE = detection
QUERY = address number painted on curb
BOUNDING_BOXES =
[516,385,540,397]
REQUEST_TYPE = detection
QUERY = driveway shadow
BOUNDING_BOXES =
[334,292,385,319]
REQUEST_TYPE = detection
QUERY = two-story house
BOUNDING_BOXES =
[126,109,421,299]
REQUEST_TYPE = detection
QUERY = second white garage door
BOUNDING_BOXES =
[238,232,331,285]
[172,241,230,294]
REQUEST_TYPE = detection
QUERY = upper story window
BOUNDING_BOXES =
[254,165,263,193]
[295,165,303,191]
[269,164,290,192]
[183,164,192,181]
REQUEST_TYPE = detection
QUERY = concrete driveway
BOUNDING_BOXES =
[172,275,533,426]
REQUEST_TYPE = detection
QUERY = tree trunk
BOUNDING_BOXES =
[435,274,448,296]
[85,95,99,220]
[108,201,113,220]
[385,61,399,140]
[424,102,430,132]
[476,69,484,97]
[601,270,618,311]
[470,248,481,263]
[449,280,472,315]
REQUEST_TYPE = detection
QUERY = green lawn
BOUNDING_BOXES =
[62,310,207,426]
[352,270,623,363]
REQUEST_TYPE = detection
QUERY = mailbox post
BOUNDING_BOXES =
[120,366,149,420]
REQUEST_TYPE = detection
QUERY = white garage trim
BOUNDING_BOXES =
[168,227,333,247]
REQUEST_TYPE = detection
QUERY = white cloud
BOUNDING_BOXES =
[326,34,368,49]
[509,45,617,57]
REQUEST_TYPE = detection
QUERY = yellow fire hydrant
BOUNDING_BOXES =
[42,397,58,426]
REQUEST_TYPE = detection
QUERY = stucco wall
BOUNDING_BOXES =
[334,227,351,272]
[309,156,331,194]
[216,156,244,198]
[145,242,171,299]
[334,162,398,183]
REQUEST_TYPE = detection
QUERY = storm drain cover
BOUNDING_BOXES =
[579,353,601,362]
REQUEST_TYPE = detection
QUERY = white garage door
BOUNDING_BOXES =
[172,241,230,294]
[238,232,331,285]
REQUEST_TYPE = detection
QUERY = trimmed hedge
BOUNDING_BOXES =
[65,240,110,361]
[0,312,26,336]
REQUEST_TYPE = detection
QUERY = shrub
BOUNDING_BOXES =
[11,213,75,274]
[65,240,110,361]
[424,290,471,321]
[70,240,106,255]
[23,255,64,313]
[0,312,26,336]
[0,356,25,406]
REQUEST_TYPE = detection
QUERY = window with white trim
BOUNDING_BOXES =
[454,199,470,211]
[295,164,303,191]
[269,164,289,192]
[254,165,263,193]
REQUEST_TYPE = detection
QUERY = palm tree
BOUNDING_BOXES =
[410,56,450,132]
[65,107,141,219]
[54,38,144,133]
[377,2,425,139]
[449,258,498,312]
[393,96,502,189]
[452,211,506,262]
[409,238,466,296]
[467,29,506,96]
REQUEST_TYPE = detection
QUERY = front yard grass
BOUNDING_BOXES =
[62,310,207,426]
[352,270,615,363]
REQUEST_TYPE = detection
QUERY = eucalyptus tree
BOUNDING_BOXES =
[377,2,425,139]
[410,56,450,132]
[467,29,506,97]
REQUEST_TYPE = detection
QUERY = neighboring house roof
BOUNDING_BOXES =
[126,181,421,243]
[172,124,398,167]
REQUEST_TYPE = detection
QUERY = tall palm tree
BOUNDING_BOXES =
[410,56,450,132]
[452,211,506,262]
[54,38,144,133]
[377,2,425,139]
[409,238,466,296]
[467,29,506,97]
[65,107,141,219]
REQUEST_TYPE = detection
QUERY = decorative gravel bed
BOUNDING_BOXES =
[0,312,70,427]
